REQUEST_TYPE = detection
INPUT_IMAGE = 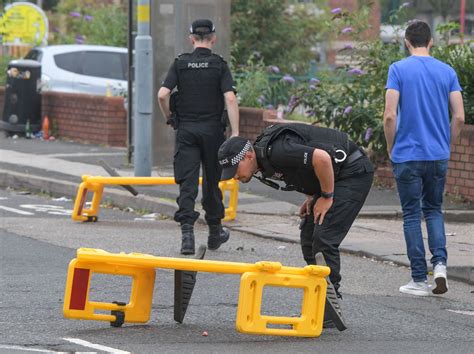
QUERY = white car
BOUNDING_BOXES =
[24,44,128,96]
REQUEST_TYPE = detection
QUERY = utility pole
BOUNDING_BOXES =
[134,0,153,176]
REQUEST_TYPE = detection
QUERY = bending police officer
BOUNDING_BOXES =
[218,123,373,301]
[158,19,239,255]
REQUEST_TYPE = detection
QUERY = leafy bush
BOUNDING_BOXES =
[0,55,14,85]
[231,0,330,74]
[432,44,474,125]
[233,54,301,110]
[49,1,127,47]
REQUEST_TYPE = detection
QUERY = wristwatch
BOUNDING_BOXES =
[321,191,334,199]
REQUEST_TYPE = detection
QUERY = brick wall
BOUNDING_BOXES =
[375,125,474,201]
[41,91,127,147]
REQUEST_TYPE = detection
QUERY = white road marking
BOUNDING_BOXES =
[20,204,73,216]
[447,309,474,316]
[47,152,124,158]
[63,337,130,354]
[0,205,34,215]
[0,197,8,200]
[0,345,57,352]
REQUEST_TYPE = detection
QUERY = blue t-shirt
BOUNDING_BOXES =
[385,56,462,163]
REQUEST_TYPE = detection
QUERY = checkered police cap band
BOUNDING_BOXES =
[219,140,252,168]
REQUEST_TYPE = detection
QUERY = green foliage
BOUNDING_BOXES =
[231,0,330,74]
[233,54,299,109]
[0,54,14,84]
[50,0,127,47]
[432,43,474,125]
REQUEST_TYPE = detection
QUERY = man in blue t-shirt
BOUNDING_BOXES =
[383,21,465,296]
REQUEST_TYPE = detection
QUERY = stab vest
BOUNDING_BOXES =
[175,52,225,121]
[253,124,354,190]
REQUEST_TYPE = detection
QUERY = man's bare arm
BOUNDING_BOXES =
[449,91,465,143]
[224,91,239,136]
[383,89,400,158]
[157,87,172,121]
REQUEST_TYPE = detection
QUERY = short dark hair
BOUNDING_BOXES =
[405,21,431,48]
[191,32,215,42]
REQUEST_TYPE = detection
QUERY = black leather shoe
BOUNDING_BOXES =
[207,224,230,250]
[180,224,195,255]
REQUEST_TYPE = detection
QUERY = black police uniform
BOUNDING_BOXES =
[162,47,235,226]
[254,124,374,291]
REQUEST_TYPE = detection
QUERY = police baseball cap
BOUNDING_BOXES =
[190,19,215,35]
[218,137,252,181]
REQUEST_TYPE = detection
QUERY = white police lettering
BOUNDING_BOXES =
[188,62,209,69]
[303,152,308,164]
[219,158,229,165]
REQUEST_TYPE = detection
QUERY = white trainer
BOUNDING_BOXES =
[399,280,431,296]
[432,263,448,295]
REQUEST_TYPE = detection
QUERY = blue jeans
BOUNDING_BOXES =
[392,160,448,282]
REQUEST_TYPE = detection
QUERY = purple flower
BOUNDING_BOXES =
[307,111,316,117]
[266,104,275,110]
[84,15,93,21]
[287,95,297,109]
[309,84,317,90]
[309,77,320,84]
[268,65,280,74]
[331,8,342,14]
[69,11,81,18]
[75,35,85,44]
[341,27,353,34]
[347,68,365,75]
[364,128,373,142]
[343,106,352,115]
[281,75,295,84]
[257,95,266,105]
[343,44,353,50]
[52,27,60,33]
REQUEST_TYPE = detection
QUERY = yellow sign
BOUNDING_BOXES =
[1,2,48,45]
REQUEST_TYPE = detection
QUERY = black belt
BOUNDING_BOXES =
[344,149,365,165]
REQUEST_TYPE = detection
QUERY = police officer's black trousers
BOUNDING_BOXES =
[173,123,225,226]
[300,165,374,290]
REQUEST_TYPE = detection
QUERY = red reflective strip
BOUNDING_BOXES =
[69,268,90,310]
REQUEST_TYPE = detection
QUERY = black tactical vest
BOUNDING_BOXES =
[254,124,355,191]
[175,52,225,122]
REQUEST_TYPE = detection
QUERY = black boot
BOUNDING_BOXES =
[180,224,195,255]
[208,224,230,251]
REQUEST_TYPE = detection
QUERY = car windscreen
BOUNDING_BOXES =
[80,51,127,81]
[24,49,43,62]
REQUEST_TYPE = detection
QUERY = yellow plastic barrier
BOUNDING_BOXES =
[71,176,239,222]
[63,248,330,337]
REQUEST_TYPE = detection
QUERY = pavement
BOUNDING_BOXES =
[0,134,473,285]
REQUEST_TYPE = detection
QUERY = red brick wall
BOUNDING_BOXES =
[446,125,474,200]
[375,125,474,201]
[41,91,126,147]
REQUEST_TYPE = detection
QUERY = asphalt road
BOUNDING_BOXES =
[1,188,473,353]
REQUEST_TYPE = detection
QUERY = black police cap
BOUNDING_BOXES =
[218,137,252,181]
[190,19,215,35]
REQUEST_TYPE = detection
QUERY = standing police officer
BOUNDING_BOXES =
[218,123,373,300]
[158,19,239,255]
